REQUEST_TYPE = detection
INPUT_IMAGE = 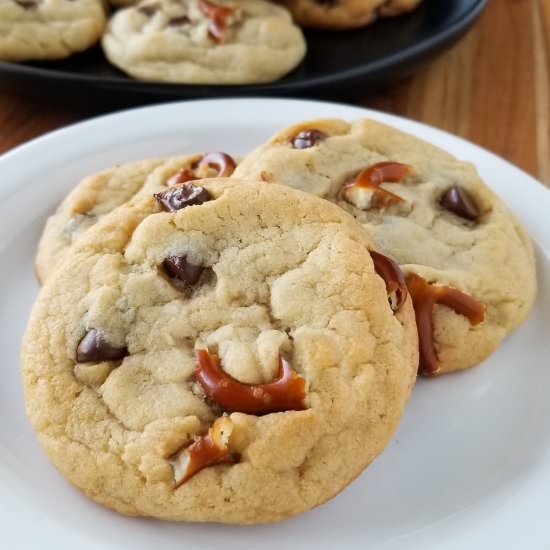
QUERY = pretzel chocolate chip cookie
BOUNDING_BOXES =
[0,0,106,61]
[36,152,238,282]
[22,179,417,523]
[233,118,537,376]
[101,0,306,84]
[277,0,423,30]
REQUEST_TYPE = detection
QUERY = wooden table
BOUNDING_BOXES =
[1,0,549,188]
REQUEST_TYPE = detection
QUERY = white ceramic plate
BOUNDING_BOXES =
[1,99,549,550]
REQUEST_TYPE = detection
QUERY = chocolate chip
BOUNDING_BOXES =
[167,15,191,27]
[138,3,160,16]
[291,130,327,149]
[14,0,37,9]
[76,329,128,363]
[163,256,204,286]
[154,183,211,212]
[440,185,480,221]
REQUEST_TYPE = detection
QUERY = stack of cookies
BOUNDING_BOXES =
[0,0,422,84]
[21,118,536,523]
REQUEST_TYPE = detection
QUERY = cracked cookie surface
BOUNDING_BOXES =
[0,0,106,61]
[22,179,417,523]
[277,0,422,30]
[233,118,537,375]
[101,0,306,84]
[36,153,238,283]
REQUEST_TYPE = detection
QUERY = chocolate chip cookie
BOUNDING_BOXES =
[101,0,306,84]
[0,0,106,61]
[36,153,238,282]
[277,0,422,30]
[233,118,537,376]
[22,179,418,523]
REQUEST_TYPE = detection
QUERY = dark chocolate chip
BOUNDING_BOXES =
[291,129,327,149]
[14,0,38,9]
[167,15,191,27]
[154,183,211,212]
[440,185,480,221]
[138,3,160,16]
[163,256,204,286]
[76,329,128,363]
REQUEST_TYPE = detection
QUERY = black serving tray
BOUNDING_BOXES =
[0,0,486,104]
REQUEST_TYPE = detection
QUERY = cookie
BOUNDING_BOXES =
[277,0,422,30]
[233,118,537,376]
[36,152,238,283]
[0,0,106,61]
[101,0,306,84]
[22,179,418,523]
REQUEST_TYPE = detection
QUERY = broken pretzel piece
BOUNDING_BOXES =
[198,0,239,42]
[406,273,485,376]
[166,168,197,186]
[166,152,237,186]
[342,161,411,210]
[194,348,307,415]
[369,250,407,312]
[195,152,237,177]
[168,416,237,487]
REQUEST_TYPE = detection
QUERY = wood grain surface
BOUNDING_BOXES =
[0,0,548,187]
